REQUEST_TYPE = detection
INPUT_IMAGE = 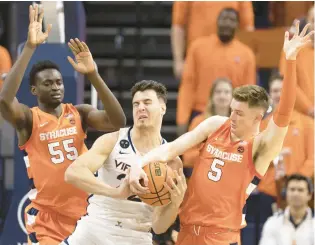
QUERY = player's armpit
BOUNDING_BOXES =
[142,115,228,167]
[253,117,288,176]
[65,131,119,196]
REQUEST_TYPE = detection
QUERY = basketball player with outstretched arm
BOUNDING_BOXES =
[0,5,126,245]
[129,23,314,244]
[61,80,187,245]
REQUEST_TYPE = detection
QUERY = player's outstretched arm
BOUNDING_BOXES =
[152,166,187,234]
[129,115,227,195]
[65,131,130,198]
[68,39,126,131]
[0,5,51,134]
[254,22,314,176]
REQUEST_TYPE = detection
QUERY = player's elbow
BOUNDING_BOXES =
[64,164,79,184]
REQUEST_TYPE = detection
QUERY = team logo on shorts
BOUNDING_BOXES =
[120,140,130,149]
[237,146,244,153]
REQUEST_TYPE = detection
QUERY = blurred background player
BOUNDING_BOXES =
[259,174,314,245]
[0,4,125,245]
[61,80,186,245]
[129,23,314,245]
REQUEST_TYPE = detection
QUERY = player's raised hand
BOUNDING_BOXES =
[67,38,96,74]
[27,4,52,48]
[163,168,187,208]
[283,21,314,60]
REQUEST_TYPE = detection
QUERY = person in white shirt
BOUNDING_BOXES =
[259,174,314,245]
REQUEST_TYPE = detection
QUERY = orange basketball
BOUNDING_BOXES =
[138,162,175,206]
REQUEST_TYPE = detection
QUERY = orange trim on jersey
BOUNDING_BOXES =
[246,140,263,179]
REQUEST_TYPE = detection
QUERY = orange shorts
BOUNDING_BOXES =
[25,204,79,245]
[176,225,241,245]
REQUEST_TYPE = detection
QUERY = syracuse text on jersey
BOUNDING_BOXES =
[39,126,78,141]
[206,143,243,163]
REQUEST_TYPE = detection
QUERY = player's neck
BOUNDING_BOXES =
[131,127,162,155]
[289,205,308,223]
[38,103,63,118]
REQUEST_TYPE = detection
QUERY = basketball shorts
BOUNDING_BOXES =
[25,204,78,245]
[60,214,153,245]
[176,225,241,245]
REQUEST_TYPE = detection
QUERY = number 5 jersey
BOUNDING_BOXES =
[179,119,263,230]
[19,103,88,220]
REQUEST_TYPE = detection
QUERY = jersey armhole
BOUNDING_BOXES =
[247,140,263,179]
[70,103,87,139]
[19,108,36,150]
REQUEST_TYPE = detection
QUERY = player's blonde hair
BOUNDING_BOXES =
[233,85,270,113]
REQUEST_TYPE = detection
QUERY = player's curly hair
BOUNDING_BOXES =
[29,60,61,87]
[233,85,270,113]
[131,80,168,103]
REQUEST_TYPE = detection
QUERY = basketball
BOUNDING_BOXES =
[138,162,175,206]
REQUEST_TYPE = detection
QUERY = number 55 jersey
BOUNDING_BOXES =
[19,103,88,220]
[179,119,263,230]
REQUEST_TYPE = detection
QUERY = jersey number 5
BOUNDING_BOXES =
[48,139,79,164]
[208,159,225,182]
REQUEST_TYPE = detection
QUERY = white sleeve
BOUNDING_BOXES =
[259,217,278,245]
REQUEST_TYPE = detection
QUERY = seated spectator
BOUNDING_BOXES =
[278,5,314,118]
[257,74,314,222]
[171,1,254,79]
[183,77,233,168]
[176,8,256,136]
[259,174,314,245]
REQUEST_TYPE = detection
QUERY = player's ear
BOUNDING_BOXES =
[30,85,37,96]
[160,103,166,116]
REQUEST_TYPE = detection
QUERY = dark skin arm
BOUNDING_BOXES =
[0,5,51,145]
[68,39,126,132]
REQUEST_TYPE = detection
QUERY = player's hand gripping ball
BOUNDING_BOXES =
[138,162,176,206]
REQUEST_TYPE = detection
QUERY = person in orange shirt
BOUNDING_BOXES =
[172,2,254,79]
[183,78,233,169]
[258,74,314,217]
[129,23,314,245]
[278,5,314,118]
[0,5,126,245]
[177,8,256,136]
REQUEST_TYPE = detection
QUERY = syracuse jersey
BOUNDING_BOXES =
[179,119,263,230]
[19,103,88,220]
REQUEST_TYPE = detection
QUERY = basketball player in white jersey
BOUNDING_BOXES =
[60,80,187,245]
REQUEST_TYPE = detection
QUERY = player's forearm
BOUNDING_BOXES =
[152,202,179,234]
[65,164,119,198]
[171,25,186,63]
[0,44,35,103]
[141,142,178,167]
[87,71,126,127]
[273,60,296,127]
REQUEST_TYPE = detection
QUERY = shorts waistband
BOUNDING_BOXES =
[180,224,239,236]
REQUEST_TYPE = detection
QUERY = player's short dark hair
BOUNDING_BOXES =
[269,73,284,87]
[233,85,270,113]
[131,80,167,103]
[29,60,60,87]
[286,174,313,194]
[218,8,240,23]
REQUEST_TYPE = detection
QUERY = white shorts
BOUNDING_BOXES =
[60,214,153,245]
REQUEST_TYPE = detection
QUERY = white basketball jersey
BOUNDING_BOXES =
[87,127,166,233]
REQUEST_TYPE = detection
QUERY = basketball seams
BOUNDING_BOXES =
[149,163,163,205]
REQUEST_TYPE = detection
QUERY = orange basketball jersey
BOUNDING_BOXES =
[19,103,88,220]
[179,119,263,230]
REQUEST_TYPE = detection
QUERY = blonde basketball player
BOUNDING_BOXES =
[129,23,314,245]
[61,80,187,245]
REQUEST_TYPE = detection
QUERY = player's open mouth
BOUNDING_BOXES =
[139,115,148,119]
